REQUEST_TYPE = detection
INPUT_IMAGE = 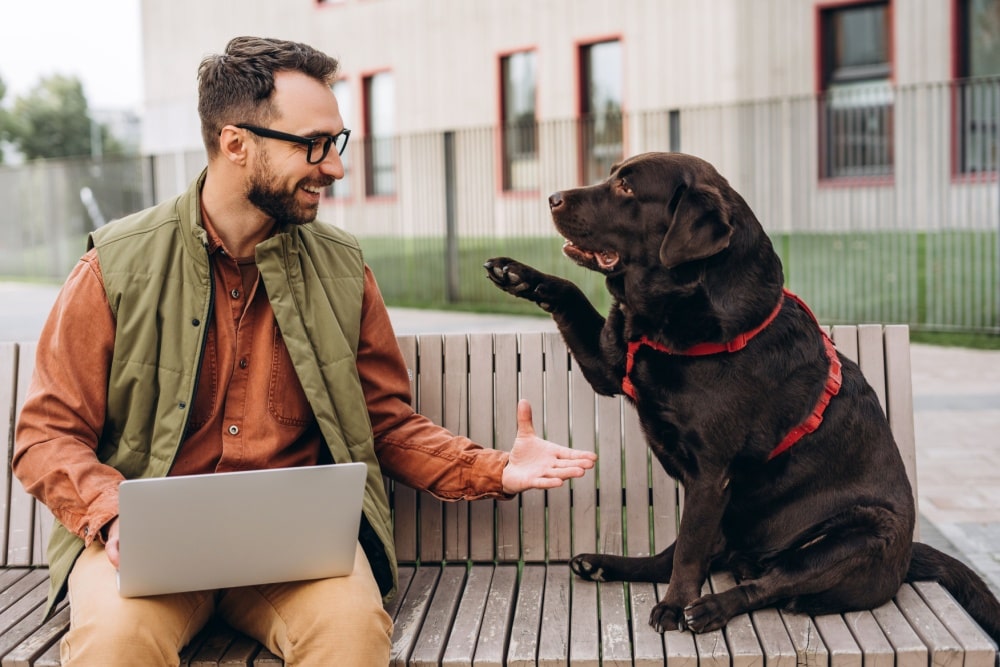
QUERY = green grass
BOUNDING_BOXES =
[362,229,999,340]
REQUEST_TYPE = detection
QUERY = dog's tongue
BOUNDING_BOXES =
[562,241,620,271]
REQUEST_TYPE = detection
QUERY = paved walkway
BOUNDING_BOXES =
[3,282,999,594]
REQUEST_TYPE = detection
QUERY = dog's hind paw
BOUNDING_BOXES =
[569,555,606,582]
[649,602,683,633]
[681,595,730,633]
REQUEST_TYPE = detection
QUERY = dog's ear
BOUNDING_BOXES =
[659,183,734,269]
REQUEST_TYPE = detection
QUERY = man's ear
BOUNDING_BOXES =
[219,126,249,166]
[659,184,733,269]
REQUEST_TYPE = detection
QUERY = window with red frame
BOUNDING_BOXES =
[579,40,623,185]
[363,72,396,197]
[819,1,893,179]
[956,0,1000,174]
[500,51,538,192]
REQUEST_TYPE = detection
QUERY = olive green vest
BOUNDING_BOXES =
[44,173,397,614]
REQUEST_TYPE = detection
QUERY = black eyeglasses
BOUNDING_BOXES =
[236,124,351,164]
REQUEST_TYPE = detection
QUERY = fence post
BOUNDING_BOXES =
[444,130,459,303]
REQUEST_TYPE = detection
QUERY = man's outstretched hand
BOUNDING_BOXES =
[502,399,597,494]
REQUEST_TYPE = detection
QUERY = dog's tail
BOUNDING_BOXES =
[906,542,1000,643]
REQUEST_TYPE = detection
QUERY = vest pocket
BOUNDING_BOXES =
[268,328,313,426]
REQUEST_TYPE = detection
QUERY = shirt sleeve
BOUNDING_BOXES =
[12,249,123,546]
[357,266,512,501]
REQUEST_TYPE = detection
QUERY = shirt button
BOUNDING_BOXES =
[231,289,240,299]
[239,358,248,369]
[228,425,239,435]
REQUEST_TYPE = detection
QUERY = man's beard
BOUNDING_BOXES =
[246,155,330,227]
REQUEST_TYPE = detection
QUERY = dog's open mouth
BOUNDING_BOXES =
[562,240,620,272]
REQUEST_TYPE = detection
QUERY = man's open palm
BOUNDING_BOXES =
[502,399,597,494]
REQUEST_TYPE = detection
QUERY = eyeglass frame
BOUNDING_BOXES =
[235,124,351,164]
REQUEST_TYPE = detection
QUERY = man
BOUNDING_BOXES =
[13,36,596,666]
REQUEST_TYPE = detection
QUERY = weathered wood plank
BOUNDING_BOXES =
[468,333,497,562]
[599,581,631,664]
[708,572,761,667]
[536,566,571,667]
[409,565,466,667]
[813,613,861,667]
[392,336,419,563]
[780,611,829,667]
[0,343,17,569]
[869,598,929,667]
[1,602,68,667]
[389,567,440,667]
[415,335,445,564]
[442,334,470,562]
[518,333,547,562]
[628,582,665,666]
[543,333,573,561]
[842,610,894,667]
[493,334,520,562]
[568,577,600,667]
[507,564,546,667]
[894,584,964,667]
[911,580,998,667]
[472,564,518,667]
[439,564,491,666]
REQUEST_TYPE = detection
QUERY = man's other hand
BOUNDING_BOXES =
[502,399,597,494]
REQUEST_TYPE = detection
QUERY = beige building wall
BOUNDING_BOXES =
[139,0,956,154]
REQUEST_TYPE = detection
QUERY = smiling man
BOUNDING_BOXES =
[13,36,596,666]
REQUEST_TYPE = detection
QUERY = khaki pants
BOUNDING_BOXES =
[61,541,393,666]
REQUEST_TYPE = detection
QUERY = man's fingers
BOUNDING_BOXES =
[515,398,536,436]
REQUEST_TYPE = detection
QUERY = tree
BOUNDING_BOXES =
[0,74,12,164]
[6,74,122,160]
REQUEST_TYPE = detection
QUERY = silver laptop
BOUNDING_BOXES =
[116,462,367,597]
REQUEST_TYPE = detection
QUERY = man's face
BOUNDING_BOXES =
[244,70,346,226]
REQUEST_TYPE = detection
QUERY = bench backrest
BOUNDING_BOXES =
[1,325,917,569]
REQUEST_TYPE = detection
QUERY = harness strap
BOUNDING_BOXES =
[621,288,842,460]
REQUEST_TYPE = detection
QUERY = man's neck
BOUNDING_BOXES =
[200,171,275,258]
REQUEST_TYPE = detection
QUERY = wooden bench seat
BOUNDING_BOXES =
[1,327,996,666]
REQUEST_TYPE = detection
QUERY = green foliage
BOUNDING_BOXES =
[2,73,124,161]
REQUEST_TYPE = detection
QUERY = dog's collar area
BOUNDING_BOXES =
[622,288,843,461]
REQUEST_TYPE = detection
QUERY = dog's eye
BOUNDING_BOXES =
[619,178,633,195]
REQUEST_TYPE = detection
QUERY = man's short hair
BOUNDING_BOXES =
[197,36,340,158]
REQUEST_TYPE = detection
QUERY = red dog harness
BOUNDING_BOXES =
[622,289,842,460]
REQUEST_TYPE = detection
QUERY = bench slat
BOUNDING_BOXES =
[389,566,440,667]
[911,580,999,667]
[1,604,69,667]
[780,612,830,667]
[568,577,600,666]
[599,581,632,662]
[869,598,929,667]
[0,343,17,569]
[415,335,445,564]
[519,334,548,563]
[895,584,965,667]
[494,335,521,562]
[535,566,571,666]
[506,564,546,667]
[628,582,666,665]
[470,564,517,667]
[842,610,895,667]
[409,564,466,666]
[709,572,763,667]
[813,613,862,667]
[443,334,471,562]
[468,334,497,563]
[542,334,573,562]
[437,564,490,666]
[393,336,419,563]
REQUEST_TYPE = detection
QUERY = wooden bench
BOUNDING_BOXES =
[1,326,997,666]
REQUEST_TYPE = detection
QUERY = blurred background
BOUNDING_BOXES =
[1,0,998,337]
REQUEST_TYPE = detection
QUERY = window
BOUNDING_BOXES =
[819,2,893,178]
[500,51,538,191]
[326,79,352,199]
[956,0,1000,174]
[363,72,395,197]
[579,40,623,185]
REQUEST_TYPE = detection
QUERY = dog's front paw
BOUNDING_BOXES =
[569,554,608,582]
[483,257,559,312]
[681,594,731,633]
[649,600,685,633]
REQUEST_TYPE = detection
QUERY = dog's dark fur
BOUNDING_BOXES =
[485,152,1000,639]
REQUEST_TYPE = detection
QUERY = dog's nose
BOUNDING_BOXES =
[549,192,564,209]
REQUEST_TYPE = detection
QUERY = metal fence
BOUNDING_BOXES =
[1,80,997,333]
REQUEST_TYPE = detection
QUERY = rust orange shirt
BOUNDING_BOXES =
[14,224,509,545]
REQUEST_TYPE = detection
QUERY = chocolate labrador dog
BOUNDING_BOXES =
[484,152,1000,639]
